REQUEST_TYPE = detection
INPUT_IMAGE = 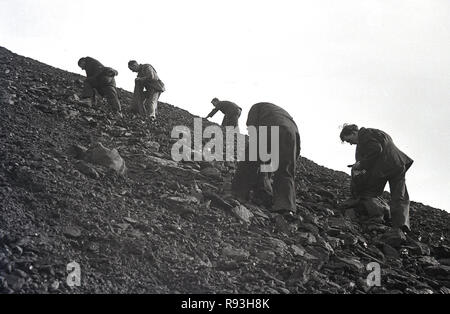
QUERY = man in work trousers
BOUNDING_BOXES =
[340,124,414,237]
[78,57,122,116]
[206,98,242,128]
[232,102,301,216]
[128,60,165,120]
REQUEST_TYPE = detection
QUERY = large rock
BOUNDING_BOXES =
[82,142,127,176]
[231,205,254,224]
[4,274,25,291]
[335,256,365,273]
[164,196,198,216]
[200,167,222,180]
[424,265,450,276]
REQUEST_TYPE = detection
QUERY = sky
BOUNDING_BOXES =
[1,0,449,211]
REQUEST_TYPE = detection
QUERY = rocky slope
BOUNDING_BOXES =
[0,46,449,294]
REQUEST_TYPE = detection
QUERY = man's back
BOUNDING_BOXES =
[83,57,105,78]
[217,101,241,115]
[357,127,413,177]
[138,64,159,80]
[247,102,297,129]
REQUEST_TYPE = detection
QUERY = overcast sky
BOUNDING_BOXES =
[1,0,449,211]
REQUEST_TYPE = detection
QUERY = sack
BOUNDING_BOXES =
[150,79,165,92]
[103,67,118,77]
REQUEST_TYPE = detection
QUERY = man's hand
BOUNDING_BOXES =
[353,169,366,177]
[352,161,361,170]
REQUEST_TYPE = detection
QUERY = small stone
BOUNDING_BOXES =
[335,256,365,272]
[438,258,450,266]
[344,208,357,220]
[222,246,250,261]
[13,269,28,278]
[383,244,400,259]
[297,223,319,235]
[327,237,345,249]
[255,250,276,262]
[144,141,160,152]
[12,246,23,256]
[165,196,197,216]
[50,280,60,291]
[424,265,450,276]
[75,161,99,179]
[0,276,6,289]
[290,244,306,257]
[231,205,254,224]
[4,274,25,291]
[418,256,440,267]
[404,239,430,256]
[297,232,317,245]
[434,245,450,259]
[200,167,222,180]
[63,226,82,239]
[123,217,138,224]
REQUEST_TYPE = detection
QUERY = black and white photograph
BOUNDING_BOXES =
[0,0,449,306]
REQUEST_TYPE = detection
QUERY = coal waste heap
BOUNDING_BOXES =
[0,46,449,294]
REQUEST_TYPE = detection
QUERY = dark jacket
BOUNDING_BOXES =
[247,102,297,129]
[247,102,300,157]
[82,57,117,87]
[356,127,413,178]
[136,64,165,92]
[207,101,241,118]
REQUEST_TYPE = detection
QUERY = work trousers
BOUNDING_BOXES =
[81,80,121,113]
[132,80,161,118]
[232,125,300,213]
[353,168,411,230]
[222,110,241,128]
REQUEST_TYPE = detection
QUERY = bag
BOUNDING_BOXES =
[150,79,165,92]
[102,67,118,77]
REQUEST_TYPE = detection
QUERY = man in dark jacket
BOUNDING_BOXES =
[128,60,165,120]
[78,57,122,115]
[206,98,242,128]
[232,102,301,215]
[340,124,413,233]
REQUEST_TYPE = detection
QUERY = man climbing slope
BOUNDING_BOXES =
[232,102,301,218]
[205,98,242,128]
[340,124,414,242]
[78,57,122,117]
[128,60,165,120]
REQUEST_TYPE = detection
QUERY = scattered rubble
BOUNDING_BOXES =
[0,46,449,294]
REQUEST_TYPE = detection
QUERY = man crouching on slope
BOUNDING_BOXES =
[78,57,122,118]
[340,124,414,243]
[128,60,165,121]
[232,102,301,219]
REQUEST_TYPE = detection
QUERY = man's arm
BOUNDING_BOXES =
[102,67,118,77]
[206,108,219,118]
